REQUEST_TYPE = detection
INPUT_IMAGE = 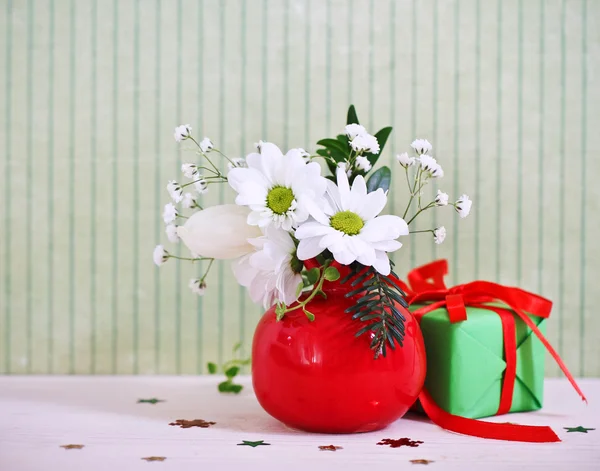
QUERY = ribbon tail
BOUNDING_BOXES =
[418,389,561,443]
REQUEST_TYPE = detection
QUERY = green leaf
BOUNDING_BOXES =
[303,308,315,321]
[228,384,243,394]
[275,303,286,321]
[364,126,393,167]
[232,341,242,353]
[225,366,240,378]
[295,281,304,298]
[323,266,340,282]
[366,166,392,193]
[218,380,233,392]
[305,267,320,285]
[207,362,217,374]
[315,290,327,299]
[346,105,360,125]
[316,138,349,155]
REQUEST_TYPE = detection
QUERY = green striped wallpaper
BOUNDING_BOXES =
[1,0,598,376]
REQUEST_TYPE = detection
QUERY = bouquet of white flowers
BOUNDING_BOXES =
[154,105,472,357]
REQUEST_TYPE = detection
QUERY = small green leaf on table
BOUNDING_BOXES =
[207,362,218,374]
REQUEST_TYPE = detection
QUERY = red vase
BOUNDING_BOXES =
[251,263,427,434]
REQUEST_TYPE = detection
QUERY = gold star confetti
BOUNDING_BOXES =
[410,459,434,465]
[60,444,84,450]
[141,456,166,462]
[318,445,343,451]
[168,419,216,429]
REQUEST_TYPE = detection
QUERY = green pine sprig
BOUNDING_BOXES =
[341,262,408,359]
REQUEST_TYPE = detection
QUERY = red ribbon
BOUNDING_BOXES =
[397,260,587,443]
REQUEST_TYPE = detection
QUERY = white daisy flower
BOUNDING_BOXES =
[194,179,208,194]
[419,155,444,178]
[181,163,199,179]
[174,124,191,142]
[455,194,472,218]
[411,138,432,155]
[167,180,184,203]
[228,141,328,231]
[189,278,207,296]
[286,148,311,162]
[153,245,169,266]
[350,133,380,155]
[344,123,367,139]
[227,157,248,170]
[435,189,449,206]
[295,167,409,276]
[433,226,447,244]
[396,152,416,168]
[166,224,179,243]
[199,137,213,153]
[163,203,178,224]
[355,155,372,172]
[181,192,196,209]
[232,226,304,309]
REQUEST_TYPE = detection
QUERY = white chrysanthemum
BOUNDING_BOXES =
[419,155,444,178]
[411,138,432,155]
[228,142,328,231]
[227,157,248,170]
[455,194,472,218]
[350,133,380,154]
[167,180,184,203]
[181,163,199,179]
[189,278,207,296]
[194,179,208,194]
[355,155,372,172]
[295,167,409,276]
[232,226,303,309]
[396,152,416,168]
[166,224,179,243]
[434,226,447,244]
[153,245,169,266]
[174,124,191,142]
[344,123,367,139]
[199,137,213,153]
[163,203,178,224]
[435,189,449,206]
[181,192,196,209]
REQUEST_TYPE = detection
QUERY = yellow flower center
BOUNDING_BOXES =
[266,186,295,215]
[330,210,364,235]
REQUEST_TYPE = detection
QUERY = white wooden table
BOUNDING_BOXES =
[0,377,598,471]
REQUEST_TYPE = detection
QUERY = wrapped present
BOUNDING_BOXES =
[395,260,586,443]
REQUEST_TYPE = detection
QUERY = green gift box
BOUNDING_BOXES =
[413,304,546,419]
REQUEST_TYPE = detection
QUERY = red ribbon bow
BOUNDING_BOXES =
[397,260,587,443]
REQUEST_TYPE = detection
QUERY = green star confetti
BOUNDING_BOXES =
[237,440,271,448]
[564,426,595,433]
[137,398,165,404]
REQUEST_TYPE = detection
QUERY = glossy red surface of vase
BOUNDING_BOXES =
[252,267,427,434]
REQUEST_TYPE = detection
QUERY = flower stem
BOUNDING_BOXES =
[167,255,212,262]
[409,229,435,234]
[213,148,236,166]
[200,258,215,282]
[283,260,332,317]
[406,201,436,226]
[188,136,223,176]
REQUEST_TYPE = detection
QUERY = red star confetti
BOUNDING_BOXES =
[318,445,343,451]
[377,438,424,448]
[410,459,434,465]
[60,444,84,450]
[141,456,166,462]
[168,419,216,429]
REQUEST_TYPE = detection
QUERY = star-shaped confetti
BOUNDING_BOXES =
[141,456,166,462]
[318,445,343,451]
[410,459,434,465]
[564,426,595,433]
[377,438,424,448]
[237,440,271,447]
[60,444,84,450]
[168,419,216,429]
[138,398,165,405]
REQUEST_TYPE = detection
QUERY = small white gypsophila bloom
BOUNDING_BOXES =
[419,155,444,178]
[455,194,473,218]
[181,163,199,179]
[411,138,432,155]
[435,189,449,206]
[396,152,416,168]
[355,155,372,172]
[174,124,191,142]
[350,133,380,155]
[433,226,447,244]
[344,123,368,139]
[194,179,208,194]
[199,137,213,153]
[167,180,184,203]
[254,140,265,151]
[163,202,178,224]
[338,161,352,178]
[227,157,248,171]
[189,278,207,296]
[165,224,179,243]
[181,192,197,209]
[153,245,169,266]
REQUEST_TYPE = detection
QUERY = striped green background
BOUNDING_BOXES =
[1,0,598,376]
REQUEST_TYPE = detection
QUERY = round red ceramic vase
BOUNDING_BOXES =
[252,267,427,434]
